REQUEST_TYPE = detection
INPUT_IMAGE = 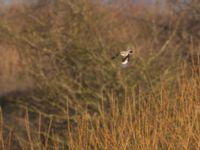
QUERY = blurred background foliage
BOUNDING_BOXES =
[0,0,199,148]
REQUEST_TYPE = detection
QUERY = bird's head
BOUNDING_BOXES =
[127,48,133,54]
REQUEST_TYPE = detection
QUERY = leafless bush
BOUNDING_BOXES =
[0,0,199,148]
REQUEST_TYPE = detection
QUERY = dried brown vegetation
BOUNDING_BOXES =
[0,0,199,149]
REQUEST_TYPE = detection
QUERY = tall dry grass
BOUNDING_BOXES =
[53,67,200,150]
[0,65,199,149]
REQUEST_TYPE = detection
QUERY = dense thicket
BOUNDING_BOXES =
[0,0,199,149]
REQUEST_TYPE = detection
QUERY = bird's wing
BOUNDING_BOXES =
[120,51,128,57]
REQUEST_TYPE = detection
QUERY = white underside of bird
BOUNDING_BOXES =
[121,57,129,65]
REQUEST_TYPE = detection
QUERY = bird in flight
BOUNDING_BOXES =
[111,48,133,66]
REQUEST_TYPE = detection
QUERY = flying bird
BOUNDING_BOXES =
[111,48,133,66]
